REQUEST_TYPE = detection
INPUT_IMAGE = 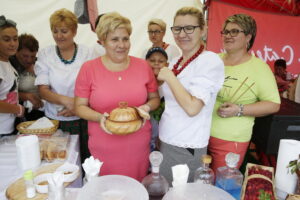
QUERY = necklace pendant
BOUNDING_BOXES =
[118,76,122,81]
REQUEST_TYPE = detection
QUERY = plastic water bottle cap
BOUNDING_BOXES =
[24,170,34,180]
[202,155,212,164]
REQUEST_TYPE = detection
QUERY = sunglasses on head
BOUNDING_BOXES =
[0,15,17,27]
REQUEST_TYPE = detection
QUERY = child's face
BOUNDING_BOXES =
[147,52,168,76]
[275,66,286,76]
[0,27,18,61]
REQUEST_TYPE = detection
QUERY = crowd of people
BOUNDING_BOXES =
[1,6,299,184]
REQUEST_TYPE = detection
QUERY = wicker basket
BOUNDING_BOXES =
[17,120,59,135]
[287,194,300,200]
[241,163,277,200]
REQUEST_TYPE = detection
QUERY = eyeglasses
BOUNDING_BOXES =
[220,29,245,37]
[170,25,200,34]
[148,30,163,35]
[0,15,17,27]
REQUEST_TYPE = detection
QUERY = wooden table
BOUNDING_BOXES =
[0,133,82,200]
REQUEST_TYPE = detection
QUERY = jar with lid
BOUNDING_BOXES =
[194,154,215,185]
[215,152,243,200]
[142,151,169,200]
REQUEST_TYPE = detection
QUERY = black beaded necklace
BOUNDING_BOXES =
[56,43,78,64]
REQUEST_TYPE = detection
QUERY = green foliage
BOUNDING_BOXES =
[150,101,165,121]
[258,190,271,200]
[287,154,300,174]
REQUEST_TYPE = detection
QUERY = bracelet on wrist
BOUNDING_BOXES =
[235,104,244,117]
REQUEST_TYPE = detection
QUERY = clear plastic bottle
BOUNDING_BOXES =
[23,170,36,198]
[194,154,215,185]
[142,151,169,200]
[215,152,243,200]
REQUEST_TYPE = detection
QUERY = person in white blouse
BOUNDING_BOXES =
[142,18,180,63]
[34,8,94,161]
[0,15,25,136]
[157,7,225,184]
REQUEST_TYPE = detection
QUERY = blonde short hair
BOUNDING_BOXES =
[174,7,205,30]
[96,12,132,41]
[223,14,257,51]
[148,19,166,32]
[50,8,78,32]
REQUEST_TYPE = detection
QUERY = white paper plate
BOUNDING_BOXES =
[76,175,149,200]
[162,182,235,200]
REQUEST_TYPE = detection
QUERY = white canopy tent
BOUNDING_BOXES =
[0,0,202,57]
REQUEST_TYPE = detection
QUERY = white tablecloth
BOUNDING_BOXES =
[0,133,82,200]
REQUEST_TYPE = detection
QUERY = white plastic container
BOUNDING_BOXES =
[15,135,41,171]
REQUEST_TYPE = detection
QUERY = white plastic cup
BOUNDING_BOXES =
[83,174,98,185]
[15,135,41,171]
[48,184,65,200]
[172,176,188,187]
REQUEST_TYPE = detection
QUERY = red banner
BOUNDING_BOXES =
[207,0,300,75]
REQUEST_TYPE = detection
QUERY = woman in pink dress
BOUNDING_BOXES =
[74,12,160,181]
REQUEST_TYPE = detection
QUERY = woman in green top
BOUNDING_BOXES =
[208,14,280,172]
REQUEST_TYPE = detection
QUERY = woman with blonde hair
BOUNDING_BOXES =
[209,14,280,172]
[157,7,224,184]
[143,18,180,62]
[75,12,160,181]
[34,8,93,161]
